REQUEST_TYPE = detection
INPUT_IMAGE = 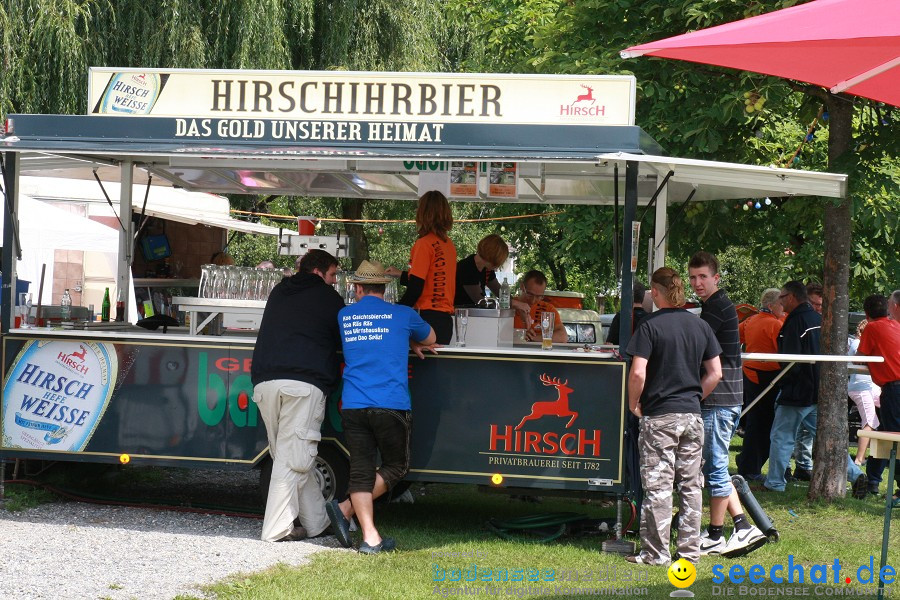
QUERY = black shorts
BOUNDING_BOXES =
[419,310,453,345]
[342,408,411,494]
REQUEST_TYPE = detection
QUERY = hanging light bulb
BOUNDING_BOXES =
[755,201,762,209]
[765,197,772,205]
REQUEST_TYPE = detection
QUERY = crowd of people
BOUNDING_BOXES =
[245,190,899,562]
[623,251,900,566]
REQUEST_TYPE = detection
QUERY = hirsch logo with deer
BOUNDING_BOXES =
[488,372,602,458]
[559,84,607,118]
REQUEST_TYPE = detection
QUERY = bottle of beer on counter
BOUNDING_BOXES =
[101,287,111,322]
[60,289,72,321]
[115,289,125,322]
[499,277,511,309]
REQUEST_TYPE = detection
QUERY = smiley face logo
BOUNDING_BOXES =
[667,558,696,588]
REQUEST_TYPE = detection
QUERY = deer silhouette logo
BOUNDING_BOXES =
[572,85,596,106]
[515,373,578,430]
[71,344,88,362]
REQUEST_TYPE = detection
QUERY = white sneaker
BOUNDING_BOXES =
[722,525,767,558]
[699,529,728,556]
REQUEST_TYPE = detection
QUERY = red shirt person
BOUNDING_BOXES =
[511,270,567,343]
[856,293,900,499]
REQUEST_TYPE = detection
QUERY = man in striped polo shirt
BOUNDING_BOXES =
[689,251,766,558]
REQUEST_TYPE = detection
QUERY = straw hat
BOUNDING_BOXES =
[348,260,392,284]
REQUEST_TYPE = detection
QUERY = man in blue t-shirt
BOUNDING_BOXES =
[326,260,436,555]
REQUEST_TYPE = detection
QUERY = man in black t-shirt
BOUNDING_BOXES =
[625,267,722,566]
[606,281,648,345]
[453,234,509,306]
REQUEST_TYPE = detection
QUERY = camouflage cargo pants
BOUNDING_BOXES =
[637,412,705,564]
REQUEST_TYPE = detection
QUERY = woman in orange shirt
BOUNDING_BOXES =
[735,287,784,480]
[386,191,457,344]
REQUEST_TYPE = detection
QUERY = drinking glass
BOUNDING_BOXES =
[199,264,213,298]
[344,271,356,304]
[334,271,347,300]
[238,267,251,298]
[384,279,397,304]
[541,311,555,350]
[209,265,224,299]
[455,308,469,347]
[225,265,240,299]
[17,293,27,328]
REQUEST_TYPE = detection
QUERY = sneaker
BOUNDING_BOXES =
[851,474,868,500]
[722,526,767,558]
[624,553,669,566]
[699,530,728,556]
[784,468,798,482]
[794,467,813,481]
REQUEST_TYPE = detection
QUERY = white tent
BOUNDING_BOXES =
[0,193,130,316]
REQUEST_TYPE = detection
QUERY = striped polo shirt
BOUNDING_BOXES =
[700,289,743,407]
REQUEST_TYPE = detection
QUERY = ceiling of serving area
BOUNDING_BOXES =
[12,151,847,206]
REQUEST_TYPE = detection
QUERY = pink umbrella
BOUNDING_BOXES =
[621,0,900,106]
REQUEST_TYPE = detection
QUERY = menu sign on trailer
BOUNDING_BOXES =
[88,68,636,127]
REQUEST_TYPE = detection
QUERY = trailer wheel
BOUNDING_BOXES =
[314,444,349,502]
[258,444,349,507]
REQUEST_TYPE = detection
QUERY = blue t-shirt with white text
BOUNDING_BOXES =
[339,295,432,410]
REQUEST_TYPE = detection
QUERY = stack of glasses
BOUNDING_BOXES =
[198,265,283,300]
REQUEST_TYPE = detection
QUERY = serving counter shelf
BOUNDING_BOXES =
[172,296,266,335]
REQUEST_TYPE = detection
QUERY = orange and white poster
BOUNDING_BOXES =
[488,162,517,199]
[450,162,479,198]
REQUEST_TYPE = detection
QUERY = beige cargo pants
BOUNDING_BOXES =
[254,379,331,542]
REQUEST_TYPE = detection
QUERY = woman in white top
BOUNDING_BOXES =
[848,319,881,465]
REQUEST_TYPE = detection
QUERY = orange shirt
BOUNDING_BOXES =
[858,317,900,386]
[739,311,783,383]
[408,233,457,314]
[514,300,561,337]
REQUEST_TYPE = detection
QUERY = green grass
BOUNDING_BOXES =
[0,483,57,511]
[191,478,899,600]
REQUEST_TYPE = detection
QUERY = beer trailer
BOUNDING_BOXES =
[1,69,847,514]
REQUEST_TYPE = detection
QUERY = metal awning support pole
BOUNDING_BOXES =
[1,152,20,333]
[652,177,668,276]
[618,161,639,350]
[118,161,134,318]
[613,164,620,280]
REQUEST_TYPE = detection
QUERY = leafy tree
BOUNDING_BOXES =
[449,0,897,500]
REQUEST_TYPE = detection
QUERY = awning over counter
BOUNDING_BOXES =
[17,176,283,236]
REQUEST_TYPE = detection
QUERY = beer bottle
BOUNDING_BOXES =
[115,289,125,322]
[60,289,72,321]
[101,287,111,322]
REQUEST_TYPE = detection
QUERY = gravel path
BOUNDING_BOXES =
[0,470,346,600]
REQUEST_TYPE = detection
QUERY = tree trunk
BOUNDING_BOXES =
[341,197,369,269]
[808,96,854,501]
